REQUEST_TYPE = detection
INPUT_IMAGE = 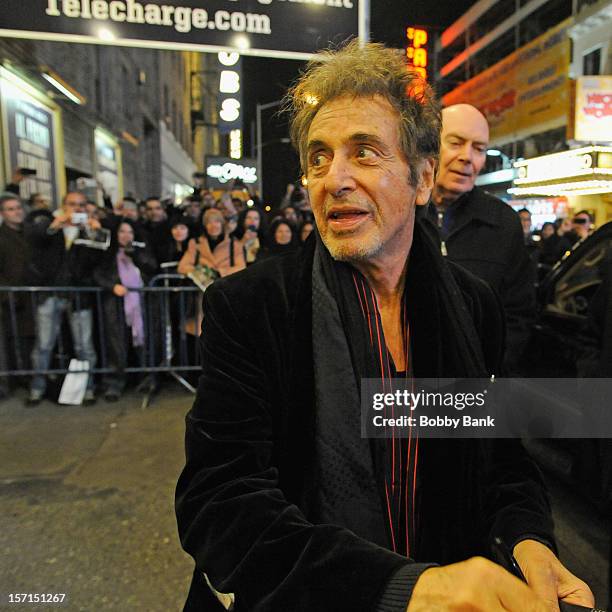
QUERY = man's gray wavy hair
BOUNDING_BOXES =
[284,39,441,186]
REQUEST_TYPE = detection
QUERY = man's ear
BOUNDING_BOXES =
[415,158,436,206]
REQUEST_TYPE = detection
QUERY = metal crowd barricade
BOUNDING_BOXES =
[0,275,205,406]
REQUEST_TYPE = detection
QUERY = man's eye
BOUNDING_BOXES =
[357,147,376,160]
[310,153,328,167]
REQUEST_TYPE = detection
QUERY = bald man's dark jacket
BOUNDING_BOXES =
[425,187,536,374]
[175,222,553,611]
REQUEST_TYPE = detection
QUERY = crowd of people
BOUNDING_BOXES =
[0,175,315,405]
[0,135,600,407]
[518,207,595,270]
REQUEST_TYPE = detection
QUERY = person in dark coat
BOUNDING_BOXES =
[539,221,572,268]
[175,42,593,612]
[257,217,299,260]
[141,196,171,263]
[158,217,195,267]
[430,104,536,375]
[0,194,33,397]
[93,220,157,400]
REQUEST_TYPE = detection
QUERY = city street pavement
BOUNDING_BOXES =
[0,388,195,611]
[0,387,610,611]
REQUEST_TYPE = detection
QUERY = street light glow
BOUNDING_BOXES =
[98,27,116,41]
[233,35,250,51]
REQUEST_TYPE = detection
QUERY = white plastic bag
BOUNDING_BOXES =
[58,359,90,405]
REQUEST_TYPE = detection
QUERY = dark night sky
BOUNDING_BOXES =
[243,0,476,204]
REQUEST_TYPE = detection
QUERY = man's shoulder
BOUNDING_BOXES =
[467,187,520,226]
[206,244,313,314]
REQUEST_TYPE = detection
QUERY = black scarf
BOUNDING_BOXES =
[311,219,487,558]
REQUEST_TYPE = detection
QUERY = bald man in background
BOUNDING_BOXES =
[429,104,535,374]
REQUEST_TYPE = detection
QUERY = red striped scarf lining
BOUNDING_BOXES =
[351,270,419,558]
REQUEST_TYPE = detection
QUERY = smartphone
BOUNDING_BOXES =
[19,168,37,176]
[71,212,88,226]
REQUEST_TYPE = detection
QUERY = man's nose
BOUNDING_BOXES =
[324,154,356,198]
[457,142,474,164]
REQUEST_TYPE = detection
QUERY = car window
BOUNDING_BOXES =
[548,238,612,318]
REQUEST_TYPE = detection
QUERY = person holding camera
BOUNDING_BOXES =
[25,191,103,406]
[233,207,267,265]
[572,210,594,242]
[94,220,157,401]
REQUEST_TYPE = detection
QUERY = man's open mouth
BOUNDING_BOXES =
[327,209,370,231]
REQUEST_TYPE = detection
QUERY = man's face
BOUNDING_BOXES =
[436,105,489,200]
[283,207,298,224]
[518,211,532,234]
[63,193,87,220]
[188,200,201,219]
[32,194,49,210]
[1,198,24,226]
[306,95,432,263]
[122,204,139,221]
[146,199,166,223]
[572,213,592,238]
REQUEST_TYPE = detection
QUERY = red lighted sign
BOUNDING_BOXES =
[406,26,428,80]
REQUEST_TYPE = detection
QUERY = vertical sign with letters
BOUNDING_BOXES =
[217,51,242,135]
[406,26,429,81]
[0,67,61,203]
[95,128,123,204]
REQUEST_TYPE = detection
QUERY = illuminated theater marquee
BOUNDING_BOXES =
[0,0,361,59]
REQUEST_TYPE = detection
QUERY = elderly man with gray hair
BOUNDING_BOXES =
[176,41,593,612]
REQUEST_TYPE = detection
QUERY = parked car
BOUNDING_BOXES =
[523,221,612,513]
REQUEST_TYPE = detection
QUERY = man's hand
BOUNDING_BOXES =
[11,168,26,184]
[408,557,549,611]
[49,212,71,230]
[113,284,128,297]
[514,539,594,610]
[87,218,102,231]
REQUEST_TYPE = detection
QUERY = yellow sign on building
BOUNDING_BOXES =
[574,76,612,143]
[442,20,571,145]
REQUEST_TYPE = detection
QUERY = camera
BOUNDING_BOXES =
[71,212,88,226]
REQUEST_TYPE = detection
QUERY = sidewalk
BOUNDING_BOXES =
[0,389,195,611]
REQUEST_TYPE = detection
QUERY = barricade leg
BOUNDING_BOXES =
[30,296,64,396]
[0,309,9,397]
[69,307,97,392]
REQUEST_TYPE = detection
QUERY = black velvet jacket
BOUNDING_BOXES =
[175,227,554,611]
